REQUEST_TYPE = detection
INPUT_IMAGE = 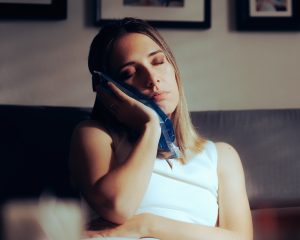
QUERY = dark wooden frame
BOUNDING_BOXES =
[0,0,67,20]
[236,0,300,31]
[95,0,211,29]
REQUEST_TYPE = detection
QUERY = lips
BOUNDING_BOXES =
[151,92,169,102]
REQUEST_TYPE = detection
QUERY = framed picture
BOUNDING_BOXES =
[236,0,300,30]
[95,0,211,29]
[0,0,67,20]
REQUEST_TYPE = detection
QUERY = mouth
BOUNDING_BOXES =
[150,91,169,102]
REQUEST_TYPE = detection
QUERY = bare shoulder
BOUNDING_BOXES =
[73,119,109,135]
[69,119,115,188]
[215,142,239,157]
[71,119,112,145]
[70,119,113,167]
[215,142,244,178]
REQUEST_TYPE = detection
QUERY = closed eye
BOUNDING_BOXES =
[152,54,166,65]
[119,69,135,81]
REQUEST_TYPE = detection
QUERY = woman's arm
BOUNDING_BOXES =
[216,142,253,239]
[69,83,161,225]
[86,142,253,240]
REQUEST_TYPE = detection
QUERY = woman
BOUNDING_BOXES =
[69,18,253,240]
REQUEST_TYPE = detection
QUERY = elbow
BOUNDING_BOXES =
[89,183,139,224]
[109,201,136,224]
[97,196,137,224]
[235,232,253,240]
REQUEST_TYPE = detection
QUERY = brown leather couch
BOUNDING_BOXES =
[0,104,299,240]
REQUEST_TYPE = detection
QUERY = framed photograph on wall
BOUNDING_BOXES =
[0,0,67,20]
[95,0,211,29]
[236,0,300,30]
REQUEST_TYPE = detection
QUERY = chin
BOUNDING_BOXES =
[155,99,177,116]
[159,105,176,118]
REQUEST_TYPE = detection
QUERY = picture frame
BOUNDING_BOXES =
[95,0,211,29]
[0,0,67,20]
[236,0,300,31]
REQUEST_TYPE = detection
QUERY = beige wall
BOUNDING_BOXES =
[0,0,299,111]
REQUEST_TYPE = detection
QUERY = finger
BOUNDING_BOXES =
[97,88,117,103]
[84,230,104,238]
[96,89,121,113]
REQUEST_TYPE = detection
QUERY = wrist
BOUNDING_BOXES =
[144,120,161,141]
[137,112,160,135]
[141,213,157,237]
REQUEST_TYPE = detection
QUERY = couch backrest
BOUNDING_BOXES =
[0,105,90,205]
[1,105,300,211]
[190,109,300,209]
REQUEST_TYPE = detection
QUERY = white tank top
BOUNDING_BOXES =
[135,140,219,226]
[84,132,219,227]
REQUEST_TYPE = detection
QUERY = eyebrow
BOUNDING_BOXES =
[117,49,164,72]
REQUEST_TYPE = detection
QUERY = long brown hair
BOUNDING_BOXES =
[88,18,206,163]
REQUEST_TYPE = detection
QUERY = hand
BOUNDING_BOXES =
[98,82,161,135]
[84,214,151,239]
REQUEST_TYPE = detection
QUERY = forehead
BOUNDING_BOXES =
[111,33,162,62]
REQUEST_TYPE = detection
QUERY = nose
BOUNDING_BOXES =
[144,68,160,89]
[146,78,160,89]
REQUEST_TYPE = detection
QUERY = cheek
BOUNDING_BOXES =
[165,66,178,95]
[163,64,176,83]
[165,68,179,113]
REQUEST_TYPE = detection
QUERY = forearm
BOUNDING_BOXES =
[146,215,249,240]
[92,122,160,223]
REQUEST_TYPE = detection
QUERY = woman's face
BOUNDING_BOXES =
[109,33,179,116]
